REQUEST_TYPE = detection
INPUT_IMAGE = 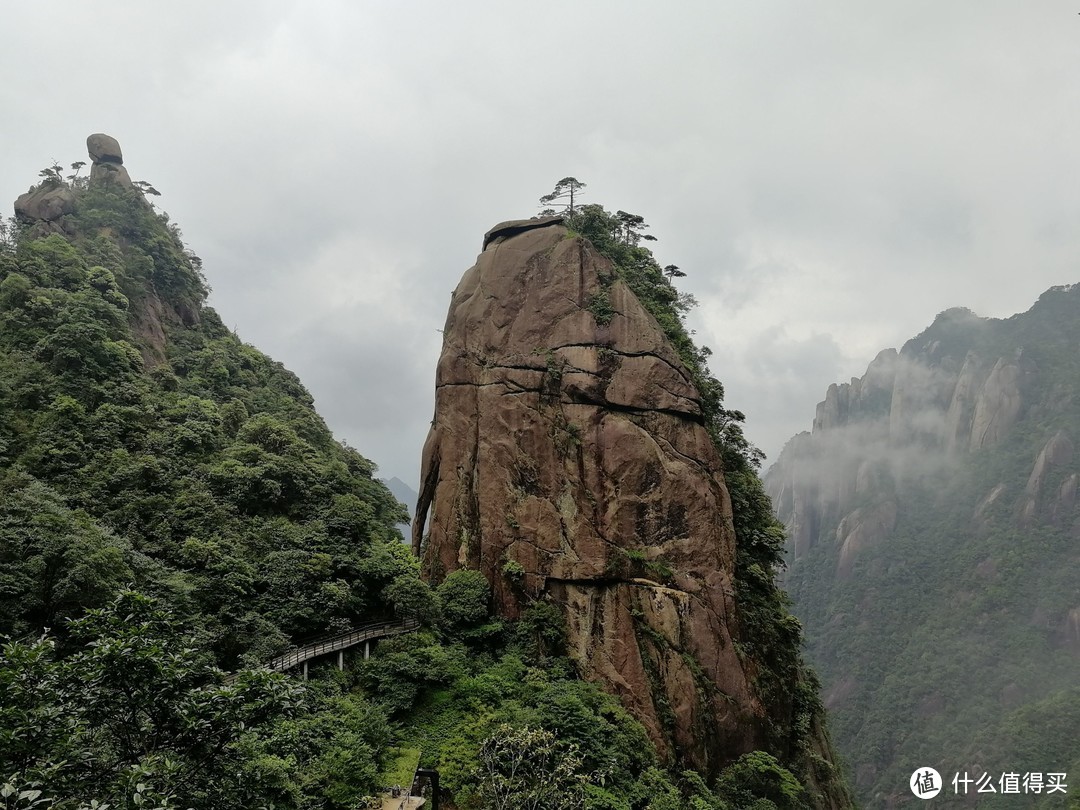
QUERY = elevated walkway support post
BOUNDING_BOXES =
[337,651,344,670]
[415,768,439,810]
[364,640,370,659]
[302,661,308,681]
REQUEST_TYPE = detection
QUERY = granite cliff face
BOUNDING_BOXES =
[415,217,778,775]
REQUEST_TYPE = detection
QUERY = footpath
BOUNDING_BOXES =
[380,795,424,809]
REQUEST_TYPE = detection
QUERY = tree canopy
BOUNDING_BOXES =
[538,177,586,215]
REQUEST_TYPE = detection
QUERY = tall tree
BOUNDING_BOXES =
[539,177,586,215]
[614,210,656,245]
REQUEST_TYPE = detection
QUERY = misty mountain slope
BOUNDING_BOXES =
[381,475,418,539]
[765,288,1080,807]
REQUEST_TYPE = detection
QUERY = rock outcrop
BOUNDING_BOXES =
[14,184,76,231]
[1019,430,1074,525]
[415,218,765,773]
[11,135,205,373]
[87,132,133,188]
[13,133,134,235]
[969,355,1023,451]
[87,133,123,164]
[835,499,897,579]
[482,214,564,249]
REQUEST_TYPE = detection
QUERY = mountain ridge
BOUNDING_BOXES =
[766,284,1080,806]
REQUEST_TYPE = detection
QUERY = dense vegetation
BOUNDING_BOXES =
[1,168,846,809]
[0,188,419,664]
[775,291,1080,808]
[0,170,432,806]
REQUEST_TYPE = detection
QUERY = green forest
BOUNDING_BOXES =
[774,294,1080,809]
[0,170,845,809]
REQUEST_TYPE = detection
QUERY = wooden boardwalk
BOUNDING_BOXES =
[264,619,429,807]
[263,617,420,675]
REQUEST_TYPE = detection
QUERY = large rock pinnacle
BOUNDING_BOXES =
[87,132,133,188]
[415,217,765,771]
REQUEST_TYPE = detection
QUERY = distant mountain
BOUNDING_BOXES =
[765,288,1080,807]
[381,475,417,539]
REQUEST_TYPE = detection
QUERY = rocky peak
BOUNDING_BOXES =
[768,287,1080,805]
[415,219,769,774]
[87,132,133,188]
[13,133,134,232]
[87,133,123,164]
[482,214,564,249]
[11,135,205,367]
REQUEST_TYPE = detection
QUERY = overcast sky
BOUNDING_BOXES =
[4,2,1079,488]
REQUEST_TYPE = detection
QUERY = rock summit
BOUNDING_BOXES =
[415,217,767,772]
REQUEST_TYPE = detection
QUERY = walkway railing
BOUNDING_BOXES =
[266,617,421,673]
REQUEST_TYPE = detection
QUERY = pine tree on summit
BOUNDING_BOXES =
[539,177,586,215]
[615,210,657,245]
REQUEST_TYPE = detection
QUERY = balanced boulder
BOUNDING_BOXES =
[87,133,123,164]
[87,133,132,188]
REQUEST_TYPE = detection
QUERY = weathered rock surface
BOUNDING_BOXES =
[970,355,1023,451]
[835,499,897,578]
[87,133,123,164]
[14,184,76,225]
[415,219,765,773]
[87,132,132,188]
[944,352,981,455]
[89,162,133,188]
[482,215,564,249]
[1019,430,1074,525]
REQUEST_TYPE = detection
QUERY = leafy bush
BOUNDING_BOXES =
[437,569,491,631]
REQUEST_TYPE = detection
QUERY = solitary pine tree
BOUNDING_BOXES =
[539,177,586,215]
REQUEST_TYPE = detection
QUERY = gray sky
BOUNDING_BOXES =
[4,1,1079,488]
